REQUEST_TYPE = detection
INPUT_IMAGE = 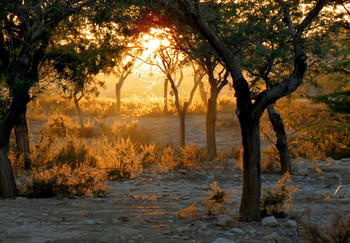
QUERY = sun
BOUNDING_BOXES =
[141,28,171,59]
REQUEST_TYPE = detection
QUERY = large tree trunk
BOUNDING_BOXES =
[267,104,291,173]
[14,109,31,170]
[0,147,17,198]
[239,117,261,221]
[163,79,168,114]
[73,93,84,129]
[116,82,122,115]
[179,112,185,147]
[206,91,218,160]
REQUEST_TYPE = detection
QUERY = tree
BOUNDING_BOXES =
[151,0,330,221]
[0,0,128,197]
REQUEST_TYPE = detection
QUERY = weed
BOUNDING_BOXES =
[260,172,299,217]
[177,204,202,221]
[180,143,201,170]
[205,181,234,216]
[160,146,179,171]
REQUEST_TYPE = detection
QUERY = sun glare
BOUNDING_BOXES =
[141,28,171,58]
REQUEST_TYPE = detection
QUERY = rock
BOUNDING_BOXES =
[285,219,297,228]
[83,219,96,225]
[248,229,257,234]
[217,215,235,227]
[177,226,191,233]
[341,158,350,163]
[199,222,208,231]
[297,168,309,176]
[263,232,279,241]
[212,238,236,243]
[261,216,278,227]
[230,228,244,234]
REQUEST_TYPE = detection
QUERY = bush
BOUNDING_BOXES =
[261,147,281,173]
[260,172,299,217]
[205,181,234,215]
[95,137,141,180]
[20,164,109,198]
[180,143,201,170]
[178,204,202,221]
[112,120,151,146]
[160,146,179,171]
[139,144,158,169]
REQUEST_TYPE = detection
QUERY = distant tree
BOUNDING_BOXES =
[151,0,332,221]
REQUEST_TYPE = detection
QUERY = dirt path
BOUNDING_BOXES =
[1,158,350,242]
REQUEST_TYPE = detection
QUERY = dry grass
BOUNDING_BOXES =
[299,212,350,243]
[177,204,202,221]
[260,172,299,217]
[205,181,234,216]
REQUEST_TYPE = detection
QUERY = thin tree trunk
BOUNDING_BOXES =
[199,81,207,106]
[116,83,122,115]
[239,118,261,221]
[73,93,84,129]
[267,104,291,173]
[0,148,17,198]
[206,92,218,160]
[163,79,168,114]
[14,109,31,170]
[179,112,185,147]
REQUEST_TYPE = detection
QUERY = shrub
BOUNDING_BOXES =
[95,137,141,180]
[39,112,78,138]
[177,204,202,221]
[139,144,158,169]
[112,120,151,146]
[261,147,281,173]
[205,181,234,216]
[260,172,299,217]
[180,143,201,170]
[20,164,109,198]
[300,213,350,243]
[160,146,179,171]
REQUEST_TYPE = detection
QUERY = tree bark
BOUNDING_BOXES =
[179,112,185,147]
[116,83,121,115]
[199,81,207,106]
[267,104,291,173]
[73,93,84,129]
[239,117,261,221]
[163,78,168,114]
[206,91,218,160]
[14,109,31,170]
[0,148,17,198]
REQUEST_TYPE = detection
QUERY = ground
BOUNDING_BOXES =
[1,114,349,242]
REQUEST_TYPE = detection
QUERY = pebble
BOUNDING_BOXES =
[217,214,235,227]
[285,219,297,228]
[261,216,278,227]
[230,228,244,234]
[263,232,279,241]
[297,168,309,176]
[212,238,236,243]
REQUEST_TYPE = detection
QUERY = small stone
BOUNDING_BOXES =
[264,232,279,241]
[83,219,96,225]
[177,226,191,233]
[297,168,309,176]
[341,158,350,163]
[199,222,208,231]
[230,228,244,234]
[285,219,297,228]
[212,238,236,243]
[217,215,235,227]
[261,216,278,227]
[249,229,257,234]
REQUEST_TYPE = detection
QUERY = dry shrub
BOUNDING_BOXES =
[40,112,78,138]
[94,137,140,179]
[217,97,236,113]
[180,143,201,170]
[260,172,299,217]
[139,144,158,169]
[160,146,179,171]
[205,181,234,215]
[300,213,350,243]
[112,120,151,145]
[261,147,281,173]
[177,204,202,221]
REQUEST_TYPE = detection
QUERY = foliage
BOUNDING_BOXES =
[94,137,141,180]
[260,172,299,218]
[177,204,202,221]
[139,144,158,169]
[179,143,201,170]
[112,120,152,146]
[312,91,350,114]
[277,99,350,160]
[300,213,350,243]
[261,147,281,173]
[19,164,108,198]
[205,181,234,216]
[160,146,179,171]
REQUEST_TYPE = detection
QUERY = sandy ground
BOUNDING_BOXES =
[1,114,349,243]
